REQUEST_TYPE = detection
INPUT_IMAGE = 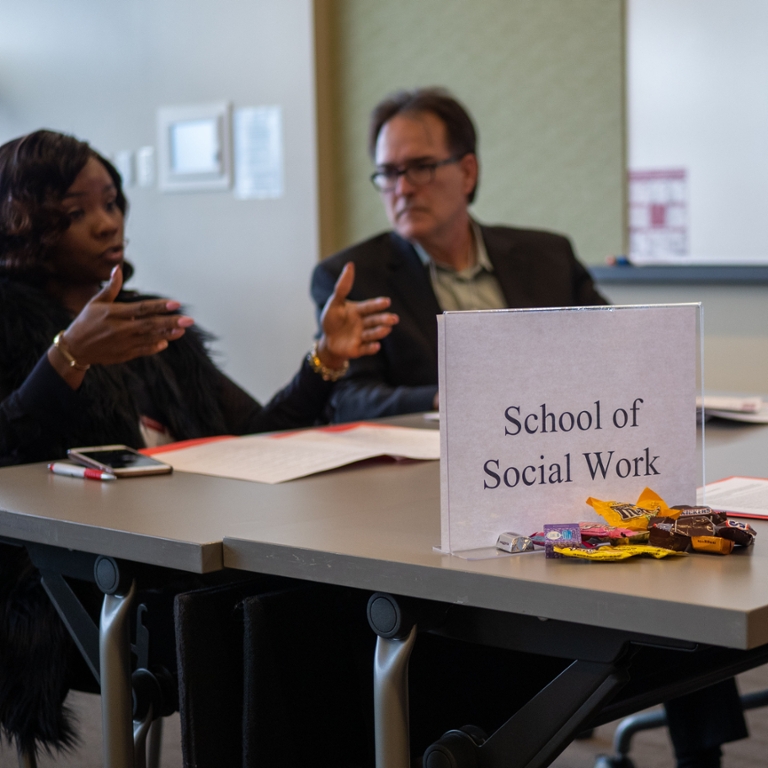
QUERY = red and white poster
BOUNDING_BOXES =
[629,169,687,263]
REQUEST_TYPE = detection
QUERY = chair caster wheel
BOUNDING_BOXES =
[423,725,487,768]
[595,755,636,768]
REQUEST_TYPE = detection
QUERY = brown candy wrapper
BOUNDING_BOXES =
[674,516,716,538]
[648,523,691,552]
[716,520,757,547]
[648,505,753,554]
[674,506,728,524]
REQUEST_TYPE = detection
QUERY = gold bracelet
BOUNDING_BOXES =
[53,331,90,371]
[307,340,349,381]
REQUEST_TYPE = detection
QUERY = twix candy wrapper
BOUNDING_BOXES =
[691,536,734,555]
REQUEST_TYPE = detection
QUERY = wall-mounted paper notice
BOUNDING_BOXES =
[113,150,134,187]
[233,106,284,199]
[136,146,155,188]
[438,304,700,554]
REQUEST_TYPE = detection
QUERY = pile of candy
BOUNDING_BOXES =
[498,488,756,562]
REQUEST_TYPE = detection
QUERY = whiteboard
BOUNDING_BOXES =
[628,0,768,264]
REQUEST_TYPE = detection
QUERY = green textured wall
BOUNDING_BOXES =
[326,0,625,264]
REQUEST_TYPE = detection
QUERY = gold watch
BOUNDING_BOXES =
[307,341,349,381]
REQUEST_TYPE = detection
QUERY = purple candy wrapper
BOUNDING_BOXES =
[544,523,582,559]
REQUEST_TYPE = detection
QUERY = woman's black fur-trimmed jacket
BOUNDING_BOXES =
[0,275,332,754]
[0,277,333,467]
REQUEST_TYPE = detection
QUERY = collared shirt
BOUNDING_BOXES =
[413,220,507,311]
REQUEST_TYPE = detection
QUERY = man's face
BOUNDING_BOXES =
[374,111,478,245]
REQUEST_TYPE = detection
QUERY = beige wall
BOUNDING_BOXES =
[317,0,626,263]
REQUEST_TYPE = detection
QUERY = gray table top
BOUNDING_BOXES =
[0,466,229,572]
[223,418,768,651]
[0,418,766,648]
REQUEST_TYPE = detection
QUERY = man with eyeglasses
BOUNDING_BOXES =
[311,89,747,767]
[311,87,606,422]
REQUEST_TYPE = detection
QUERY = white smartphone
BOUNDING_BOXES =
[67,445,172,477]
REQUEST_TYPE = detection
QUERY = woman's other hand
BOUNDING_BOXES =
[317,262,398,369]
[47,265,194,389]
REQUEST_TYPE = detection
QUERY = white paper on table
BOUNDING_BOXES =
[697,476,768,518]
[703,401,768,424]
[153,424,440,484]
[697,396,763,415]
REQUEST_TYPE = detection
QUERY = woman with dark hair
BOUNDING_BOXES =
[0,129,398,756]
[0,129,398,465]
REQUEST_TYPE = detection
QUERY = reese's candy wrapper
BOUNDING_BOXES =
[691,536,734,555]
[715,520,756,547]
[554,545,687,561]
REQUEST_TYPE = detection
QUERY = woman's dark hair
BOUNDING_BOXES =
[368,87,479,202]
[0,129,129,283]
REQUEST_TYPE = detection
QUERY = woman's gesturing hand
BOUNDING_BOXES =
[317,262,399,370]
[47,265,194,388]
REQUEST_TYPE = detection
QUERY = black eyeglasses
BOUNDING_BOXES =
[370,156,463,192]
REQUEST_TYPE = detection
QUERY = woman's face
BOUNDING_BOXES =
[48,156,125,285]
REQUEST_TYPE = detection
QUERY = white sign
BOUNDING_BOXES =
[438,305,699,553]
[234,106,284,199]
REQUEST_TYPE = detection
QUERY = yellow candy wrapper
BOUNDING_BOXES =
[586,487,671,531]
[554,545,688,561]
[636,488,672,514]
